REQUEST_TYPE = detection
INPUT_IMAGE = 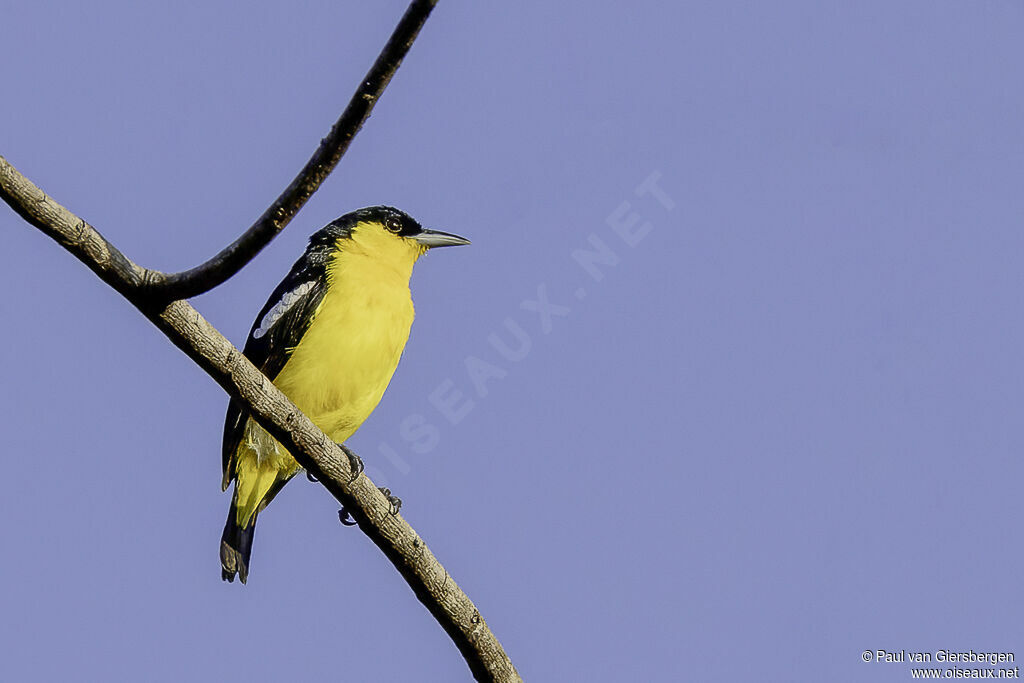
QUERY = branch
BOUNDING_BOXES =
[145,0,438,301]
[1,160,520,680]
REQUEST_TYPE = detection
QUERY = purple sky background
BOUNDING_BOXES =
[2,2,1023,681]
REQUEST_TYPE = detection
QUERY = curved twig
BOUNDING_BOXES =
[146,0,438,301]
[0,154,521,682]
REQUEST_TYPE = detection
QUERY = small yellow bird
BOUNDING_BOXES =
[220,206,469,583]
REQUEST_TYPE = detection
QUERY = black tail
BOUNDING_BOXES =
[220,502,257,584]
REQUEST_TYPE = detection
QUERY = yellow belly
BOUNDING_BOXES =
[276,281,414,443]
[232,243,418,527]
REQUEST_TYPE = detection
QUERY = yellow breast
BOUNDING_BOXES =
[272,224,423,444]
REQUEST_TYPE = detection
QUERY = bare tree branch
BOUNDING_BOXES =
[0,153,521,682]
[145,0,439,301]
[2,5,524,677]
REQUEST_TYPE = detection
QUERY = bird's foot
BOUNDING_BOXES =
[339,444,364,482]
[335,445,366,526]
[337,487,402,527]
[378,487,402,516]
[338,507,358,526]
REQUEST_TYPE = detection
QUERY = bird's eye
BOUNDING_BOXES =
[385,216,403,234]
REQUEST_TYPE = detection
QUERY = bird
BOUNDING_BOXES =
[219,206,469,583]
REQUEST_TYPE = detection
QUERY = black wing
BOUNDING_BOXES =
[220,253,329,489]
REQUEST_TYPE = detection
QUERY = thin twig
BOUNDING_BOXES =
[0,153,521,682]
[146,0,438,301]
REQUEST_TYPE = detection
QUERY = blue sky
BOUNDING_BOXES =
[2,2,1022,681]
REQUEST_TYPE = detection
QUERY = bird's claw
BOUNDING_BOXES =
[337,487,401,528]
[340,444,364,482]
[338,507,358,526]
[310,446,361,485]
[378,487,402,516]
[335,445,367,526]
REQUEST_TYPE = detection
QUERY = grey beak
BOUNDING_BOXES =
[412,229,471,248]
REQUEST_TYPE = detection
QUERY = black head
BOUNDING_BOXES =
[312,206,470,251]
[345,205,424,237]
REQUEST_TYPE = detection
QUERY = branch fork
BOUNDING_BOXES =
[0,2,521,681]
